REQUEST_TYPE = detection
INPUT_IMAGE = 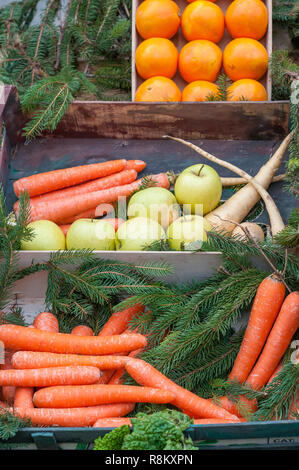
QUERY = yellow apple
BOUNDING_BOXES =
[66,219,115,250]
[116,217,166,251]
[127,187,180,230]
[174,164,222,215]
[21,220,66,251]
[167,214,212,250]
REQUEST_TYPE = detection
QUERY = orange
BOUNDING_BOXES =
[181,1,225,43]
[227,79,268,101]
[179,40,222,83]
[134,76,182,102]
[223,38,268,81]
[135,38,179,79]
[136,0,181,39]
[225,0,268,40]
[187,0,218,2]
[182,80,220,101]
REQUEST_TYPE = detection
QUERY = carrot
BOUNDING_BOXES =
[33,384,175,408]
[14,387,34,409]
[0,350,15,405]
[229,274,286,384]
[97,217,125,231]
[93,417,132,428]
[59,208,98,224]
[14,403,135,427]
[59,224,71,236]
[125,358,240,421]
[108,348,144,385]
[33,312,59,333]
[15,173,170,223]
[71,325,94,336]
[208,396,257,419]
[0,325,147,355]
[166,132,292,235]
[0,365,101,387]
[11,351,129,370]
[98,304,145,337]
[13,159,127,197]
[25,169,138,206]
[246,291,299,390]
[125,160,146,172]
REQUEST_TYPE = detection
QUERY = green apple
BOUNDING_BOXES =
[116,217,166,251]
[66,218,115,250]
[174,164,222,215]
[127,187,180,230]
[21,220,66,251]
[167,214,212,251]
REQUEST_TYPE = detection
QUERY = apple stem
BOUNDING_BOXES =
[197,164,205,177]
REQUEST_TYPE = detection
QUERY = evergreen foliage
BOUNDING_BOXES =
[0,0,131,139]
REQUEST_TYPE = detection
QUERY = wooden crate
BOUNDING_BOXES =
[0,85,295,314]
[0,85,297,445]
[132,0,272,101]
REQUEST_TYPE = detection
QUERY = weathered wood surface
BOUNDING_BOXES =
[5,136,296,228]
[132,0,272,100]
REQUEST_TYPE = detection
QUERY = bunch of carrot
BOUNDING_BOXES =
[12,158,171,227]
[212,276,299,418]
[0,307,243,428]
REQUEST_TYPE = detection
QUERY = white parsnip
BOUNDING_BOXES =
[164,133,293,236]
[220,173,286,187]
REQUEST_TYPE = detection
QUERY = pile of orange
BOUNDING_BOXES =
[134,0,269,103]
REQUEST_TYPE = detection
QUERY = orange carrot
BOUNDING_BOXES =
[27,169,138,204]
[0,365,101,387]
[93,417,132,428]
[33,312,59,333]
[14,387,34,409]
[208,396,257,419]
[15,173,170,223]
[125,160,146,172]
[246,291,299,390]
[71,325,94,336]
[11,351,129,370]
[125,358,240,421]
[0,325,147,355]
[13,160,127,197]
[59,208,97,224]
[59,224,71,236]
[33,384,175,408]
[98,304,145,337]
[98,218,125,231]
[0,350,15,405]
[108,348,144,385]
[14,403,135,427]
[229,274,286,384]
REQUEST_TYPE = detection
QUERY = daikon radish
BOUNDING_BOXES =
[165,133,292,235]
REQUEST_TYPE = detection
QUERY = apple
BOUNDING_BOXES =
[174,164,222,215]
[66,219,115,250]
[115,217,166,251]
[21,220,66,251]
[167,214,212,250]
[127,187,181,230]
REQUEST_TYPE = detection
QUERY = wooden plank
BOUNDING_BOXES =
[51,100,290,140]
[132,0,272,100]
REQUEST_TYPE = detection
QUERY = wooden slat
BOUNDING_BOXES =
[51,100,289,140]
